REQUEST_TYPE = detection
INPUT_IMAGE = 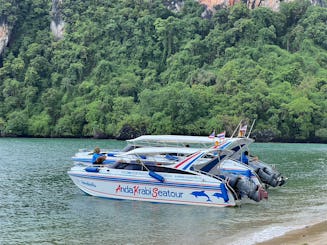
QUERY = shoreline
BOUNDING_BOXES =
[256,220,327,245]
[0,136,326,144]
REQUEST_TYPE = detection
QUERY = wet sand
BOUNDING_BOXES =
[256,220,327,245]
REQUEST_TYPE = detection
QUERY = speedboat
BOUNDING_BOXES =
[216,137,287,187]
[128,135,287,188]
[73,145,265,189]
[71,134,224,164]
[68,149,268,206]
[119,146,265,188]
[127,134,220,148]
[72,145,132,164]
[72,145,198,165]
[71,135,286,188]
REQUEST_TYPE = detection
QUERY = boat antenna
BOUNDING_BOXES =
[247,119,256,138]
[231,120,242,138]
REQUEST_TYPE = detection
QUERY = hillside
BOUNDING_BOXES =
[0,0,326,142]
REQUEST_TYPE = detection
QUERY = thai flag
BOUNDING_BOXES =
[208,130,215,138]
[238,124,248,137]
[217,131,225,139]
[240,125,247,133]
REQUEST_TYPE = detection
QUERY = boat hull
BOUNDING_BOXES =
[68,167,236,207]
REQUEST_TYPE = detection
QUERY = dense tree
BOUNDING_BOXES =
[0,0,326,142]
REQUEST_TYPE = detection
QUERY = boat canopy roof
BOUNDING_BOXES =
[218,137,254,150]
[128,135,218,147]
[127,135,254,149]
[117,146,200,156]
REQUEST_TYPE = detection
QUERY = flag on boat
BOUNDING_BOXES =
[217,131,225,139]
[238,125,247,137]
[240,125,247,133]
[209,130,215,139]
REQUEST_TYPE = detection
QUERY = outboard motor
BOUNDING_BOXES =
[248,161,286,187]
[227,174,268,202]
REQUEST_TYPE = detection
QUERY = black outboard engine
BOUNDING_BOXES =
[248,161,286,187]
[227,174,268,202]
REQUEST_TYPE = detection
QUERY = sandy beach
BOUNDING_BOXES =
[256,220,327,245]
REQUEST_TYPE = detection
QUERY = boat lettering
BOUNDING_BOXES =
[81,181,96,187]
[115,185,133,194]
[153,187,183,198]
[115,185,183,199]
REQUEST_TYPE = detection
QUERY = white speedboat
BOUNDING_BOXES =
[73,145,264,189]
[71,134,225,164]
[68,149,268,206]
[129,135,287,188]
[72,134,286,188]
[215,137,287,187]
[119,146,265,188]
[71,135,245,164]
[72,148,125,164]
[72,145,198,165]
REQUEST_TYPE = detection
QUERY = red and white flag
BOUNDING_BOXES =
[217,131,226,139]
[238,125,247,137]
[240,125,247,133]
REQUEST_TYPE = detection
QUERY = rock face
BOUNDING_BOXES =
[1,0,325,55]
[116,124,147,140]
[50,0,65,40]
[199,0,325,11]
[163,0,185,12]
[199,0,279,11]
[0,22,10,55]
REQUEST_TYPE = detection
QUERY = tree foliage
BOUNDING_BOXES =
[0,0,326,142]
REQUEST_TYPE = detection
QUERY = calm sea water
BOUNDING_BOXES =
[0,138,326,245]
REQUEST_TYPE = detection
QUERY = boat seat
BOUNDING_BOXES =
[85,166,100,172]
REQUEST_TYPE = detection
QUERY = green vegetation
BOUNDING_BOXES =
[0,0,326,142]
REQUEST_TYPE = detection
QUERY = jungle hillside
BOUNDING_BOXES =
[0,0,326,142]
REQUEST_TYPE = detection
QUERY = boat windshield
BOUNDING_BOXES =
[121,145,140,152]
[193,153,229,175]
[229,143,248,158]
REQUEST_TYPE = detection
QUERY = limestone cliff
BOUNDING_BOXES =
[50,0,65,40]
[199,0,280,11]
[199,0,325,11]
[0,22,10,55]
[0,0,325,55]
